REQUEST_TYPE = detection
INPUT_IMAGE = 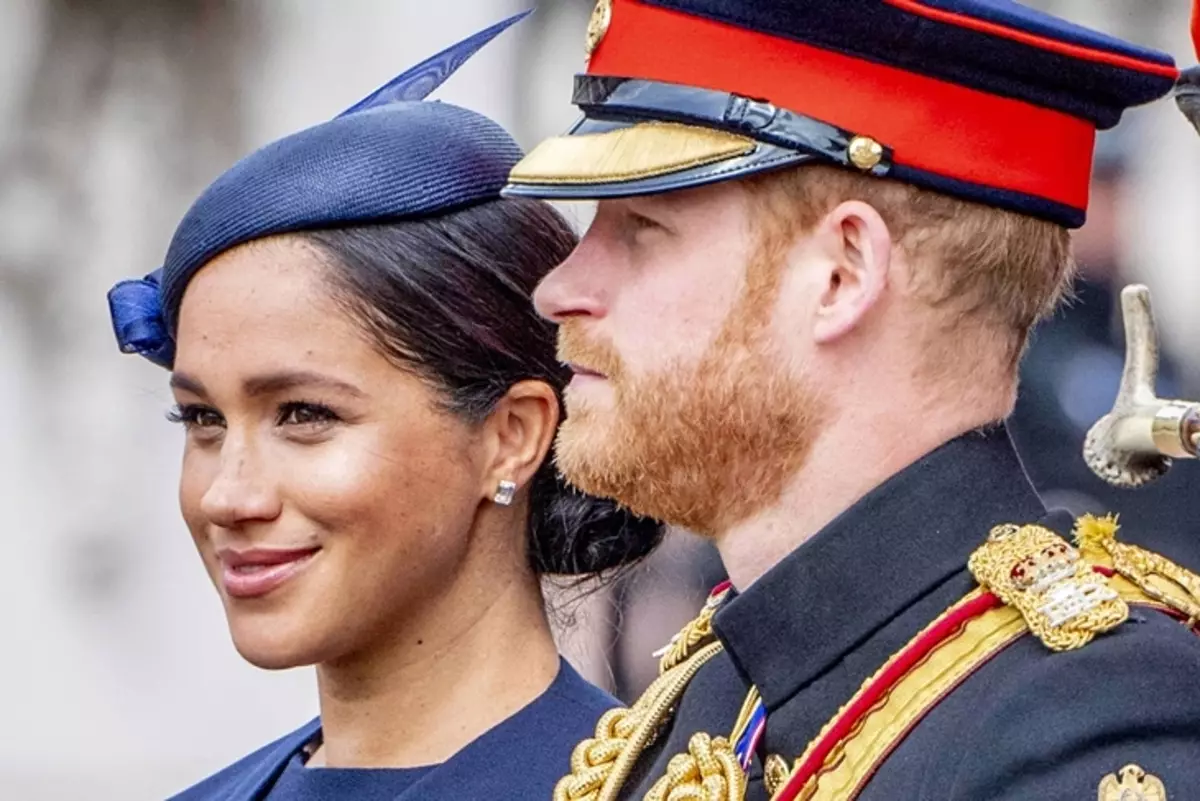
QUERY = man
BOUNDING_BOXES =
[505,1,1200,799]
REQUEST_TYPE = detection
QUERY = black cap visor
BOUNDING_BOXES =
[505,76,892,200]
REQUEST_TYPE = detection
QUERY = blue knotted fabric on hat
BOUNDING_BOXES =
[108,12,529,369]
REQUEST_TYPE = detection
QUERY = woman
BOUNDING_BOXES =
[107,16,660,800]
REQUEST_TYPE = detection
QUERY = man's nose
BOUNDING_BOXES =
[533,237,610,323]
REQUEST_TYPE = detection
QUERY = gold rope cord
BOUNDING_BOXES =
[555,588,737,801]
[644,732,747,801]
[1075,514,1200,622]
[643,687,763,801]
[554,642,726,801]
[658,589,729,674]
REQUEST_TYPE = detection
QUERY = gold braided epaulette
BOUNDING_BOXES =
[969,522,1128,651]
[969,516,1200,652]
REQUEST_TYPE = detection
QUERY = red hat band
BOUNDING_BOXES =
[587,0,1099,212]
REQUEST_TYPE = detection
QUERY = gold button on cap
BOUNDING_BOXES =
[848,135,884,171]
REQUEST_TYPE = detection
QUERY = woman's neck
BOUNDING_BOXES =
[310,555,559,768]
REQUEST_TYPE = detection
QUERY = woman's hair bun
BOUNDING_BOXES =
[528,466,664,576]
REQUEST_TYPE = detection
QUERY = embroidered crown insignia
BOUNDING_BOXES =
[969,523,1127,651]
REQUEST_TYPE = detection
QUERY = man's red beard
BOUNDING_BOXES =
[554,238,826,537]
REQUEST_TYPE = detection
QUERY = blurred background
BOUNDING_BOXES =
[0,1,1196,797]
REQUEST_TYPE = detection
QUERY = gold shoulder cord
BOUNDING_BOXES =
[643,686,761,801]
[1075,514,1200,623]
[554,590,732,801]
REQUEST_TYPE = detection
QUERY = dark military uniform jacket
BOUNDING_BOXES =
[600,426,1200,800]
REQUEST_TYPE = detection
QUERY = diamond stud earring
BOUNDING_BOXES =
[493,480,517,506]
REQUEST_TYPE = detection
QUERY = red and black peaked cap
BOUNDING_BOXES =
[505,0,1180,228]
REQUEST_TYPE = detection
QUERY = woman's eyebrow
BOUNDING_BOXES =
[169,371,207,397]
[241,371,366,399]
[168,370,366,399]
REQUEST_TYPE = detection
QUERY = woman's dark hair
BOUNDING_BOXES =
[303,198,663,575]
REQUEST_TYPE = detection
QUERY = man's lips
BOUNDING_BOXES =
[216,546,321,599]
[566,362,607,379]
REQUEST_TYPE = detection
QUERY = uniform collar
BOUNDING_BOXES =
[712,424,1047,710]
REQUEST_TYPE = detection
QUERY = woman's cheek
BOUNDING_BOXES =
[282,423,473,525]
[179,447,219,556]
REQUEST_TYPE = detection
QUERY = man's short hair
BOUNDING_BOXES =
[748,164,1076,367]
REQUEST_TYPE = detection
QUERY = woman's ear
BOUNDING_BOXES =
[810,200,894,344]
[479,380,560,502]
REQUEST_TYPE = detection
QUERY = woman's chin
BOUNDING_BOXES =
[228,619,324,670]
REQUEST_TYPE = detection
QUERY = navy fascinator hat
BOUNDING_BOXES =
[107,12,530,369]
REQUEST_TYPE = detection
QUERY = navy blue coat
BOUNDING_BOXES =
[170,659,613,800]
[617,426,1200,800]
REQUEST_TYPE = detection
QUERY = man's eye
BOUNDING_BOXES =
[629,212,662,232]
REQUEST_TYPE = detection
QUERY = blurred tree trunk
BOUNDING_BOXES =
[0,0,256,360]
[0,0,260,613]
[0,1,266,786]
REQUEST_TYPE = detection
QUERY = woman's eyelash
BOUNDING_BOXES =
[166,403,224,427]
[166,402,340,428]
[276,401,341,426]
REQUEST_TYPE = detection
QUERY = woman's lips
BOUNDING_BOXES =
[217,547,320,599]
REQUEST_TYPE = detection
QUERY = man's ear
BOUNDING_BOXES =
[810,200,894,344]
[478,380,560,503]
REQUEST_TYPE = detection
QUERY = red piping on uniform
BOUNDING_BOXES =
[884,0,1179,79]
[1192,0,1199,62]
[774,591,1002,801]
[591,0,1094,211]
[775,564,1173,800]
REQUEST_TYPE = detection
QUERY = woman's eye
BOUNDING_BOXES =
[167,404,225,430]
[277,402,339,427]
